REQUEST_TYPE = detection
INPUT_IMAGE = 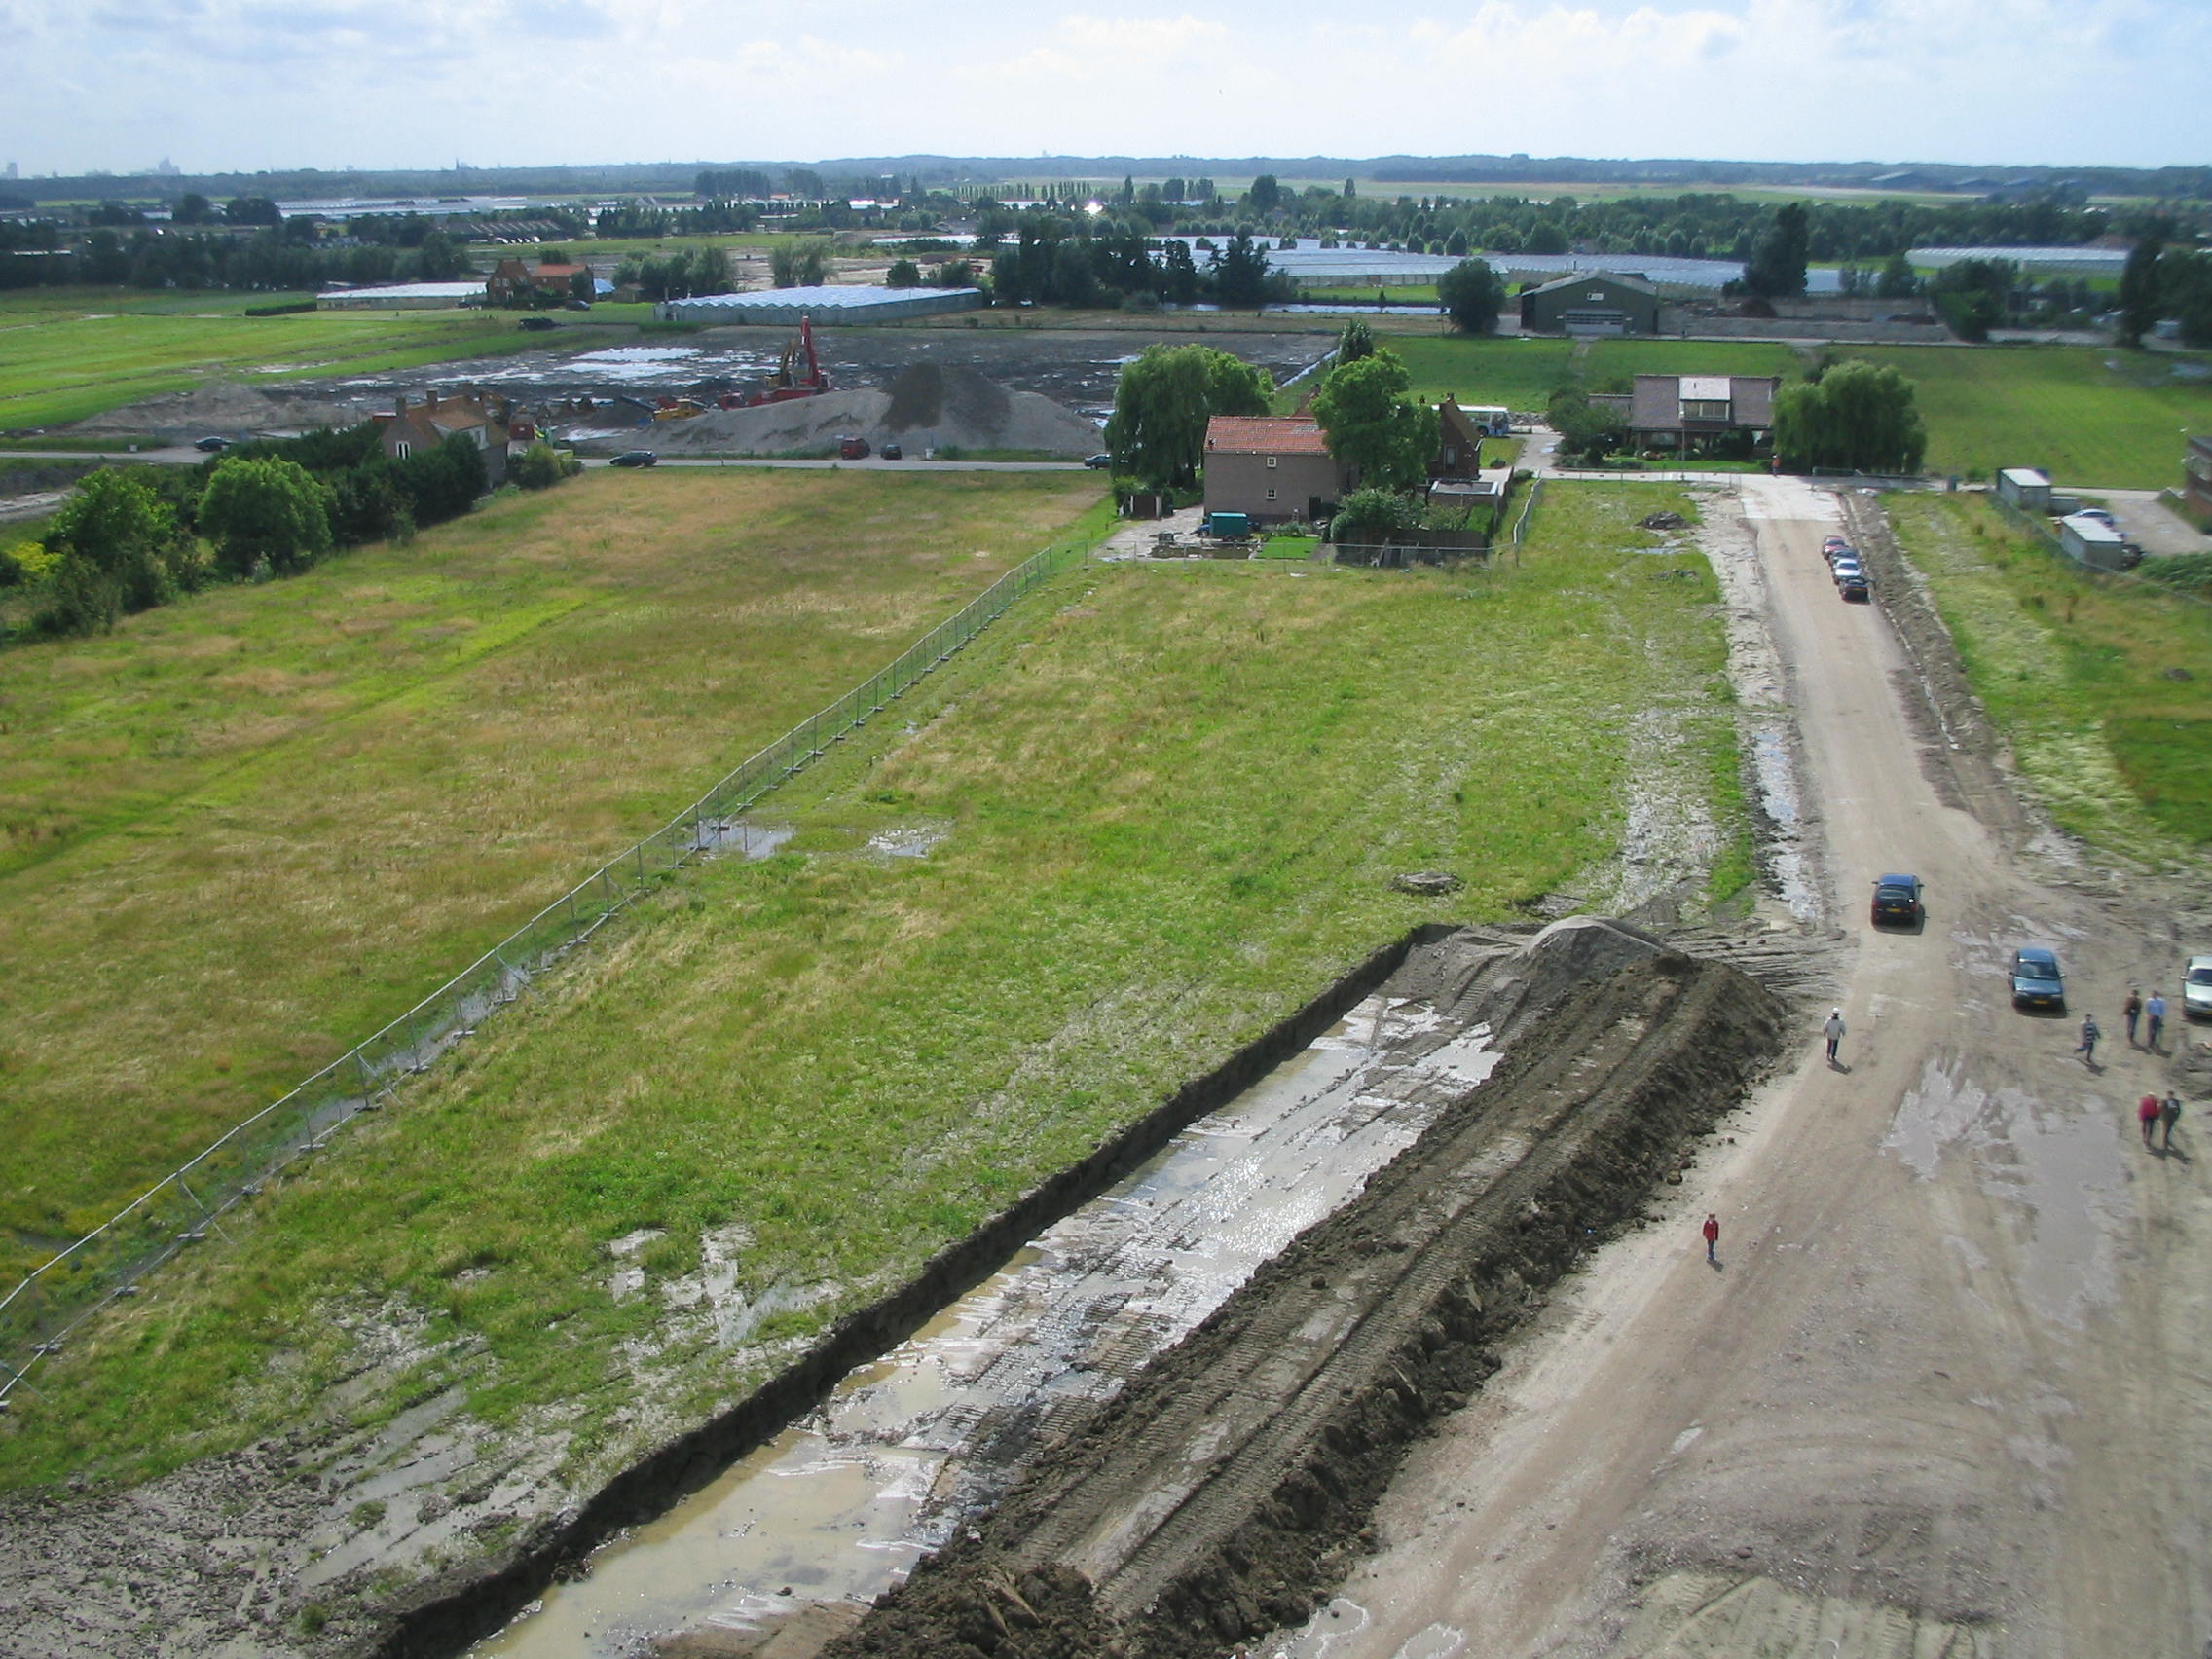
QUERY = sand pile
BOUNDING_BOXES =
[625,365,1099,458]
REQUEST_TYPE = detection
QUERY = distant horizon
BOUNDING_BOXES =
[7,0,2209,180]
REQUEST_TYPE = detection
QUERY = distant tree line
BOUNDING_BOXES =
[0,225,470,291]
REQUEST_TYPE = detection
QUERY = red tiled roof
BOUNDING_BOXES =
[1205,416,1330,456]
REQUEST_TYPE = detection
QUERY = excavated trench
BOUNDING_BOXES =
[357,920,1788,1659]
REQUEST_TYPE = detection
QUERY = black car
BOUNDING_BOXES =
[2009,946,2066,1011]
[1870,873,1923,927]
[879,442,903,461]
[193,435,232,453]
[1838,571,1871,603]
[609,450,657,468]
[1083,453,1113,469]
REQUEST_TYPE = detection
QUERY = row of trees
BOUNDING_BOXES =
[1,422,580,640]
[2119,236,2212,348]
[0,225,470,292]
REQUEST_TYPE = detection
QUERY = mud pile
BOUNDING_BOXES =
[826,940,1787,1659]
[66,380,356,440]
[631,366,1099,459]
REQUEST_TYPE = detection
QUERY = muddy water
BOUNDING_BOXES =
[472,996,1496,1657]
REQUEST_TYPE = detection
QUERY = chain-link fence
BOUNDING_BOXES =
[0,531,1095,1408]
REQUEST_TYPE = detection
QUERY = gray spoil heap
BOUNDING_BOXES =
[635,364,1101,459]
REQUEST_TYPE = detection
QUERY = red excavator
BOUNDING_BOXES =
[717,314,830,410]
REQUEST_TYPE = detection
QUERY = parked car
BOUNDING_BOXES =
[1830,557,1868,587]
[1822,535,1849,555]
[609,450,657,468]
[2009,946,2067,1011]
[2185,955,2212,1021]
[879,442,903,461]
[837,435,871,460]
[2075,507,2117,527]
[194,435,232,452]
[1825,543,1856,568]
[518,315,558,332]
[1837,570,1871,603]
[1870,873,1924,927]
[1084,453,1114,470]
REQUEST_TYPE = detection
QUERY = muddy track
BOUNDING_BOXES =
[826,949,1788,1659]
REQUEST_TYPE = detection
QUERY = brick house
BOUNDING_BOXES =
[1202,416,1352,525]
[373,390,514,484]
[486,257,590,305]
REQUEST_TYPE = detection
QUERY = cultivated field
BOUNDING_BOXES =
[1883,491,2212,858]
[0,469,1105,1279]
[0,289,604,430]
[1849,343,2212,488]
[0,482,1744,1492]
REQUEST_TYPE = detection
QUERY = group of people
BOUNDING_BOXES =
[2120,987,2170,1051]
[2139,1090,2186,1154]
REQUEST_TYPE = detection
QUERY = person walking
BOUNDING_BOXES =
[1823,1009,1846,1066]
[2075,1014,2100,1065]
[1702,1212,1720,1264]
[2140,1093,2162,1147]
[2123,988,2143,1046]
[2161,1092,2184,1154]
[2146,991,2166,1051]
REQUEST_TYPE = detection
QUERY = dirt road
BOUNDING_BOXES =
[1269,475,2208,1659]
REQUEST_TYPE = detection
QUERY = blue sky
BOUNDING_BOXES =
[5,0,2207,176]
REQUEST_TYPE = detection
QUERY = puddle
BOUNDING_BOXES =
[472,996,1496,1656]
[689,819,793,859]
[865,826,946,860]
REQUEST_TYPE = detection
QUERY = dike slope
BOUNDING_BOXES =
[826,942,1788,1659]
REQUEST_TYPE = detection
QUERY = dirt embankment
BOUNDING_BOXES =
[631,365,1101,459]
[824,938,1788,1659]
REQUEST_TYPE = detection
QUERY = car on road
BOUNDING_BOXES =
[194,435,232,452]
[2185,955,2212,1021]
[1825,544,1857,569]
[1870,873,1924,927]
[1830,557,1869,587]
[1084,454,1114,470]
[879,442,903,461]
[609,450,657,468]
[2009,946,2067,1012]
[1837,570,1871,603]
[1822,535,1849,555]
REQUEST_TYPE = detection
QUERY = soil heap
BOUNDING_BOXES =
[625,365,1099,459]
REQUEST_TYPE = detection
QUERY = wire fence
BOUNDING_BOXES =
[1988,493,2212,613]
[0,530,1096,1408]
[1511,478,1544,547]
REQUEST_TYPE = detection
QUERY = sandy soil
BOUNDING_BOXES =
[1246,475,2210,1659]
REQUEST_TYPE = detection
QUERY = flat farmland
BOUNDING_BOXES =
[0,289,601,429]
[0,469,1105,1275]
[1848,343,2212,487]
[1582,338,1806,387]
[0,482,1745,1490]
[1388,333,1577,410]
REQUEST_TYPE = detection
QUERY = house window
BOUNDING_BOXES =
[1266,486,1277,500]
[1266,456,1278,468]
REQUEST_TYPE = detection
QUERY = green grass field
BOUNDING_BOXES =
[0,470,1105,1272]
[1581,339,1807,388]
[1849,345,2212,488]
[0,289,623,429]
[1387,334,1578,410]
[0,481,1742,1491]
[1887,492,2212,859]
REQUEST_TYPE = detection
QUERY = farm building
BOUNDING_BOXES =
[655,285,984,325]
[1518,272,1661,336]
[1996,467,2053,511]
[2056,511,2132,571]
[2183,435,2212,524]
[1202,416,1351,526]
[1622,374,1781,455]
[372,391,514,483]
[317,281,487,310]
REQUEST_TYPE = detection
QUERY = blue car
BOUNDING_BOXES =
[2009,946,2066,1011]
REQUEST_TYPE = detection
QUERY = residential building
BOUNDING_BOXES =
[1518,272,1662,336]
[1432,397,1497,478]
[373,390,513,483]
[1202,416,1350,525]
[1622,374,1782,455]
[486,257,590,305]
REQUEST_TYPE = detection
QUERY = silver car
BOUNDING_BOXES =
[2186,955,2212,1021]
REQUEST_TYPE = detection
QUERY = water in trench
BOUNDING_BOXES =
[472,994,1498,1657]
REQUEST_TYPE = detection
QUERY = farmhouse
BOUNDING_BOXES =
[1518,272,1661,336]
[1433,397,1501,478]
[486,257,591,305]
[1622,374,1781,455]
[1202,416,1350,525]
[373,390,514,483]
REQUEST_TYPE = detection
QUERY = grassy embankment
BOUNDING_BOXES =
[0,288,632,431]
[0,481,1744,1491]
[1887,492,2212,861]
[0,469,1106,1282]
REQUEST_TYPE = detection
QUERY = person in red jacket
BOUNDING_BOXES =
[1702,1212,1720,1264]
[2140,1093,2163,1148]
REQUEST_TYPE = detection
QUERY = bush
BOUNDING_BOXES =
[1,539,60,588]
[199,456,335,578]
[511,442,570,491]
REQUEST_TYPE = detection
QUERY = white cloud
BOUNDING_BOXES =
[0,0,2206,172]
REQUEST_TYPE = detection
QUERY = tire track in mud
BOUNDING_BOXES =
[827,948,1788,1659]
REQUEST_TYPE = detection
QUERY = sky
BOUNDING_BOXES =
[5,0,2208,178]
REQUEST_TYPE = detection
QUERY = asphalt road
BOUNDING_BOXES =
[1282,474,2207,1659]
